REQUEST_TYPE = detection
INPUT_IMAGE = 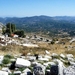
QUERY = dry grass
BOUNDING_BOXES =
[65,50,75,57]
[0,41,75,56]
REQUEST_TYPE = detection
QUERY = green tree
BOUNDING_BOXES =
[2,26,6,34]
[6,23,16,35]
[14,30,25,37]
[6,23,12,34]
[11,23,16,33]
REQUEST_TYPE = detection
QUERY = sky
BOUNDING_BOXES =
[0,0,75,17]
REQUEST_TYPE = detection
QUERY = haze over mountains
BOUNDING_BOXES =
[0,16,75,36]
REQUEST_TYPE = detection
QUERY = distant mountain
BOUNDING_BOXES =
[53,16,75,22]
[0,16,75,36]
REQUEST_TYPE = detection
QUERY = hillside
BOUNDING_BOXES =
[0,16,75,36]
[0,22,4,31]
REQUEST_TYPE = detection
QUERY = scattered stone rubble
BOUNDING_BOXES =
[0,52,75,75]
[0,35,75,75]
[0,35,39,47]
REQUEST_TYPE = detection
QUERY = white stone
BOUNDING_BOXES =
[0,35,5,39]
[70,38,75,43]
[23,68,31,73]
[2,67,11,74]
[45,50,50,54]
[66,54,74,58]
[27,53,31,56]
[14,71,21,74]
[68,57,74,62]
[15,58,31,67]
[55,41,59,44]
[28,56,36,61]
[69,61,75,65]
[44,55,52,59]
[22,43,39,47]
[31,61,39,66]
[0,70,8,75]
[52,53,58,57]
[43,63,49,67]
[60,54,66,59]
[47,62,56,65]
[13,34,18,38]
[53,59,64,75]
[0,56,4,64]
[43,62,56,67]
[60,58,66,62]
[38,57,49,61]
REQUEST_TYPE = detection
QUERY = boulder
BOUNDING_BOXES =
[60,54,66,59]
[43,62,56,67]
[68,57,74,62]
[2,67,11,74]
[0,56,4,64]
[0,70,8,75]
[14,71,21,75]
[38,57,49,61]
[45,50,50,55]
[23,68,31,73]
[28,56,36,61]
[51,53,58,59]
[66,54,74,58]
[33,66,45,75]
[15,58,31,67]
[22,68,32,75]
[44,55,52,60]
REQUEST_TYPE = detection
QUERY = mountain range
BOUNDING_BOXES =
[0,16,75,36]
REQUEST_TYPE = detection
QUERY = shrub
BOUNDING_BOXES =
[2,58,10,64]
[4,54,13,59]
[14,30,24,37]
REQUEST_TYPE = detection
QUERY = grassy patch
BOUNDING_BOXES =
[2,58,10,64]
[18,67,25,72]
[4,54,14,59]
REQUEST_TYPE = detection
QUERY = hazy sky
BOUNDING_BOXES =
[0,0,75,17]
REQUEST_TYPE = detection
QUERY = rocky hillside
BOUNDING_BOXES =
[0,22,4,30]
